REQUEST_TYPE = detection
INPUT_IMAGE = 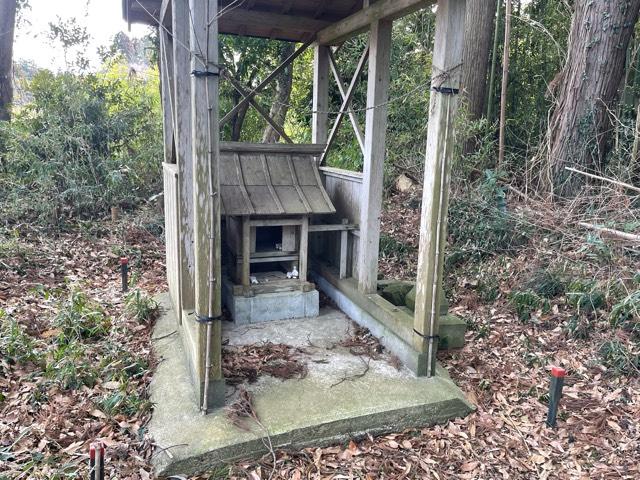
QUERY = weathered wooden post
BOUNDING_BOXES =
[413,0,466,377]
[312,44,329,145]
[173,0,196,316]
[357,13,392,294]
[189,0,224,410]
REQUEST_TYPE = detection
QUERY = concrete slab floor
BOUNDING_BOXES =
[150,293,474,477]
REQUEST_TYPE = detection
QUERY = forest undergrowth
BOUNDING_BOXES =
[1,184,639,479]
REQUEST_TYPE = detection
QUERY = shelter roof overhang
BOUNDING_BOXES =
[122,0,434,44]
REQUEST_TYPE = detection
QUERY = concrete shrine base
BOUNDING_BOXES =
[149,293,473,477]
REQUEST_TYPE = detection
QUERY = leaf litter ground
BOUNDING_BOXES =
[2,193,639,479]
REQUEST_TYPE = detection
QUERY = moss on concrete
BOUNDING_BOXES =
[380,282,414,306]
[438,314,466,350]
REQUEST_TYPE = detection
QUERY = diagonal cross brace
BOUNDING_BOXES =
[222,70,294,144]
[328,48,366,155]
[220,39,314,127]
[320,43,370,165]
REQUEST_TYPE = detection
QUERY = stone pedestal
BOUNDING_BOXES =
[222,278,319,325]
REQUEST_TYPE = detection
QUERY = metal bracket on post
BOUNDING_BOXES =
[191,66,220,78]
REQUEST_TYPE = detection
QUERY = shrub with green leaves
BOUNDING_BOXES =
[54,291,110,344]
[0,60,162,225]
[0,312,42,365]
[610,290,640,339]
[564,315,591,340]
[96,391,152,417]
[45,341,98,390]
[509,290,550,322]
[566,280,606,314]
[525,268,567,299]
[447,173,530,266]
[599,340,640,376]
[125,289,159,324]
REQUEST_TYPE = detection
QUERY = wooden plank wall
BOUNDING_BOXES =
[163,163,181,314]
[318,167,363,279]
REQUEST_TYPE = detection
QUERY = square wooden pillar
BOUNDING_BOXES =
[190,0,224,409]
[357,17,392,294]
[312,44,330,145]
[173,0,195,314]
[413,0,466,377]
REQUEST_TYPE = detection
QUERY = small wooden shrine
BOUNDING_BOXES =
[219,143,335,322]
[124,0,467,409]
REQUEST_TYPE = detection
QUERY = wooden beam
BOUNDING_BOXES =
[220,142,325,154]
[319,44,369,165]
[312,44,330,145]
[250,218,303,227]
[357,18,392,294]
[189,0,224,407]
[222,71,294,144]
[328,48,366,155]
[242,216,251,291]
[340,219,350,279]
[173,0,195,312]
[413,0,466,377]
[308,223,358,232]
[299,217,309,282]
[160,0,171,25]
[219,8,331,37]
[317,0,434,45]
[220,39,313,126]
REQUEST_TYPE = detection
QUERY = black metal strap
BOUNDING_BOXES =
[431,86,460,95]
[191,69,219,78]
[195,314,222,324]
[414,329,440,341]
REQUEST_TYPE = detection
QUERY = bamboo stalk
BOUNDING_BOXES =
[578,222,640,243]
[565,167,640,194]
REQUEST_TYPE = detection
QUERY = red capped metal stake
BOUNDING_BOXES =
[89,441,105,480]
[546,366,567,428]
[120,257,129,293]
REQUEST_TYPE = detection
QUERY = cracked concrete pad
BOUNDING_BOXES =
[150,293,473,477]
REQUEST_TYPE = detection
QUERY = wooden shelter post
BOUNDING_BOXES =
[357,16,392,294]
[189,0,224,408]
[159,30,175,166]
[312,44,329,144]
[172,0,195,315]
[413,0,466,376]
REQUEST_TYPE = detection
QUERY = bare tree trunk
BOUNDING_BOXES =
[497,0,512,170]
[262,42,294,143]
[0,0,17,121]
[487,0,502,122]
[462,0,498,155]
[230,90,250,141]
[548,0,640,197]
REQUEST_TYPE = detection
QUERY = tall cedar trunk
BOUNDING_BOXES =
[462,0,497,121]
[462,0,498,155]
[548,0,640,196]
[0,0,17,121]
[262,42,295,143]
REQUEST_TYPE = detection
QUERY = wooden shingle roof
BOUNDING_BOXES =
[219,143,336,216]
